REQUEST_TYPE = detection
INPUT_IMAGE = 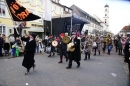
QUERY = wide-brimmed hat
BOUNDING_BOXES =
[30,33,36,39]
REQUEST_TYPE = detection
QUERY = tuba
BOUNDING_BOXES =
[62,36,70,44]
[67,42,75,52]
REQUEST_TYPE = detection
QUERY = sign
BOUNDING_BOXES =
[5,0,40,21]
[31,24,43,27]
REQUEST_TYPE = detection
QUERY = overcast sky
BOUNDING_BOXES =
[60,0,130,34]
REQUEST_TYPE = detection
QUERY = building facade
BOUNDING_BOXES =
[0,0,64,39]
[70,5,102,36]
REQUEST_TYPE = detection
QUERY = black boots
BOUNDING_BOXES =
[98,50,100,55]
[84,53,90,60]
[25,69,30,75]
[66,65,71,69]
[33,64,36,70]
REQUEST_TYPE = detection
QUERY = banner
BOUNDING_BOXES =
[5,0,40,21]
[45,0,51,21]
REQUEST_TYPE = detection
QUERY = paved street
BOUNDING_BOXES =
[0,49,130,86]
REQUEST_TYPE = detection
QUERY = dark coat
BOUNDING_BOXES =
[124,38,130,63]
[0,37,4,48]
[68,37,81,61]
[58,38,67,56]
[48,38,55,52]
[118,40,122,49]
[21,37,36,69]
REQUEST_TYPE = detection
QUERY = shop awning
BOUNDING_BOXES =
[26,28,44,32]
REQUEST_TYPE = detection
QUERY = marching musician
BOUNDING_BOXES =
[58,33,68,63]
[66,31,81,69]
[106,34,112,55]
[48,35,55,57]
[21,33,36,75]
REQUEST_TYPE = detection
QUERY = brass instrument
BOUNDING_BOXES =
[52,40,58,47]
[67,42,75,52]
[106,34,112,46]
[62,36,70,44]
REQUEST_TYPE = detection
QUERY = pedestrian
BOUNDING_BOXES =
[21,33,36,75]
[124,35,130,77]
[96,36,101,55]
[114,36,118,53]
[39,38,43,53]
[35,35,40,53]
[101,36,106,53]
[81,34,86,50]
[8,34,15,49]
[84,36,92,60]
[118,37,122,55]
[43,36,48,53]
[106,34,112,55]
[48,35,55,57]
[66,31,81,69]
[121,37,127,55]
[58,33,68,63]
[0,34,4,57]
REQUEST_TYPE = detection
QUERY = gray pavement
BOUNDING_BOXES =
[0,50,130,86]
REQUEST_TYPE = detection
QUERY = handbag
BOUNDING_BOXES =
[84,48,89,53]
[92,42,97,48]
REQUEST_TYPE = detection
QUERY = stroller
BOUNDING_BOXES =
[3,43,11,56]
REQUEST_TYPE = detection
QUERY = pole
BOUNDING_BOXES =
[43,19,45,39]
[70,14,73,35]
[51,19,52,35]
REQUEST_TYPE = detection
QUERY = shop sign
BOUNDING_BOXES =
[31,24,43,27]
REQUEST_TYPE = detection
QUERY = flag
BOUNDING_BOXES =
[45,0,51,21]
[5,0,40,21]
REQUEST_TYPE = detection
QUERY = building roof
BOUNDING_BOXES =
[70,5,100,24]
[104,4,109,7]
[121,26,130,31]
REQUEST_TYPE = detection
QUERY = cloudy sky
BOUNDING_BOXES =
[60,0,130,34]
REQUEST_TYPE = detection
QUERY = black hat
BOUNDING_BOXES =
[30,33,36,39]
[71,31,76,35]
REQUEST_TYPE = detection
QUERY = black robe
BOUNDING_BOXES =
[124,39,130,63]
[58,38,67,56]
[21,37,36,69]
[68,37,81,61]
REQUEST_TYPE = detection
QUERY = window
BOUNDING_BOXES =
[39,0,43,6]
[0,26,6,34]
[54,6,56,11]
[65,8,68,12]
[69,10,72,13]
[105,9,107,11]
[30,0,33,2]
[0,4,6,17]
[56,0,58,3]
[105,14,107,16]
[39,13,43,23]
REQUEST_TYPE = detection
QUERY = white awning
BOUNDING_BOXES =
[25,28,44,32]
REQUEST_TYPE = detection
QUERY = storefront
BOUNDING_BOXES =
[24,23,44,38]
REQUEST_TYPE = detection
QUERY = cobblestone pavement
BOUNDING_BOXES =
[0,49,130,86]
